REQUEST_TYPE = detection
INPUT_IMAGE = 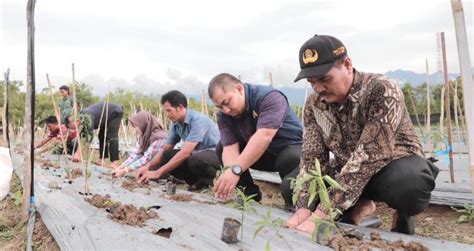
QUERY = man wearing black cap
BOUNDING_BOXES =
[287,35,439,235]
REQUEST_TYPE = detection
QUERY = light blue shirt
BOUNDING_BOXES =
[166,109,220,151]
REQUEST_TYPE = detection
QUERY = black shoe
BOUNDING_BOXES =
[391,211,415,235]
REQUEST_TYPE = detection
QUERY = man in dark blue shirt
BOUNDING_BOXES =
[208,73,303,206]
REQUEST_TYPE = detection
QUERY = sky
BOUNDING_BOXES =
[1,0,473,95]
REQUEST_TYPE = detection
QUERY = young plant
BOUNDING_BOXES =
[233,187,257,241]
[253,205,289,251]
[451,203,474,224]
[290,159,347,245]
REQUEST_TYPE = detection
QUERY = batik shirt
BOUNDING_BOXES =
[296,69,424,214]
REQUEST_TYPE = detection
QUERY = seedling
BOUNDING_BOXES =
[253,205,289,251]
[451,203,474,224]
[290,159,347,245]
[233,187,257,241]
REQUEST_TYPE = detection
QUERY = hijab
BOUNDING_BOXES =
[129,112,167,154]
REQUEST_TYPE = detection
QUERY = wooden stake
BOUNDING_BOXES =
[440,32,455,183]
[440,86,445,135]
[425,59,431,134]
[453,80,462,157]
[451,0,474,196]
[3,69,10,148]
[101,92,110,166]
[46,74,68,155]
[269,72,274,87]
[407,89,425,140]
[23,0,36,220]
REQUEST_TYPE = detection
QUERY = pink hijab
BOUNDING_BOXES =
[129,112,167,154]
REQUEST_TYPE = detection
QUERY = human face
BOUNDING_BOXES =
[211,84,246,118]
[307,58,353,104]
[60,89,68,97]
[46,123,58,132]
[163,101,185,123]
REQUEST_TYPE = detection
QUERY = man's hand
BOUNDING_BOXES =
[135,163,151,182]
[295,209,327,234]
[138,170,162,183]
[286,208,312,228]
[213,168,240,201]
[111,168,127,178]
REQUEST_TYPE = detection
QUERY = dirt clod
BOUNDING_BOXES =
[121,180,150,192]
[328,231,430,251]
[71,168,83,179]
[85,194,158,227]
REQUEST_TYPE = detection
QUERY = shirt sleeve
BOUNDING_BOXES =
[127,140,165,170]
[316,82,405,214]
[296,95,330,209]
[216,113,238,146]
[122,143,141,167]
[256,92,288,129]
[165,124,181,145]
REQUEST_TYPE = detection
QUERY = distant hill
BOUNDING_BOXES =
[385,70,459,86]
[199,68,473,106]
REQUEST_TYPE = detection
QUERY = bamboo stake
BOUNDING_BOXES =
[453,80,462,158]
[121,119,129,149]
[269,72,274,87]
[425,59,431,134]
[46,74,68,156]
[450,0,474,196]
[139,101,144,112]
[407,89,424,140]
[72,64,86,189]
[440,32,455,183]
[440,86,445,135]
[3,68,10,148]
[101,92,110,166]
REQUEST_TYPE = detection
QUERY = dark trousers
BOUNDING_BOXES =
[216,141,301,206]
[151,149,220,187]
[340,155,439,234]
[98,111,123,162]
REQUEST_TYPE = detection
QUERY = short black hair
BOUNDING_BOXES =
[160,90,187,108]
[45,116,58,124]
[59,85,70,94]
[208,73,241,99]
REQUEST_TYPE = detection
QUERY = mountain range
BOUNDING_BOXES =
[278,68,472,106]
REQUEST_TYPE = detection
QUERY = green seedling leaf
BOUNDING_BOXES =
[323,175,345,191]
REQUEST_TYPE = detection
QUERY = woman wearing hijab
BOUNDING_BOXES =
[111,112,167,177]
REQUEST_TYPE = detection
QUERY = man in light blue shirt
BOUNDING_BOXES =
[138,90,220,191]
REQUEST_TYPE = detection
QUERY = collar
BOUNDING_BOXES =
[182,109,193,125]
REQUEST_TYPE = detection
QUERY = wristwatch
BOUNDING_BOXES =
[230,164,242,176]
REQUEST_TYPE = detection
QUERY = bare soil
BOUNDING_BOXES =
[71,168,83,179]
[374,202,474,244]
[0,174,59,251]
[85,194,158,227]
[328,230,428,251]
[121,180,150,192]
[163,194,193,202]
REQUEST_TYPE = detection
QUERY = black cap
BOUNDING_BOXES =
[294,35,347,82]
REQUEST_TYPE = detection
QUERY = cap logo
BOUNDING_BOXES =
[333,46,346,57]
[302,49,318,64]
